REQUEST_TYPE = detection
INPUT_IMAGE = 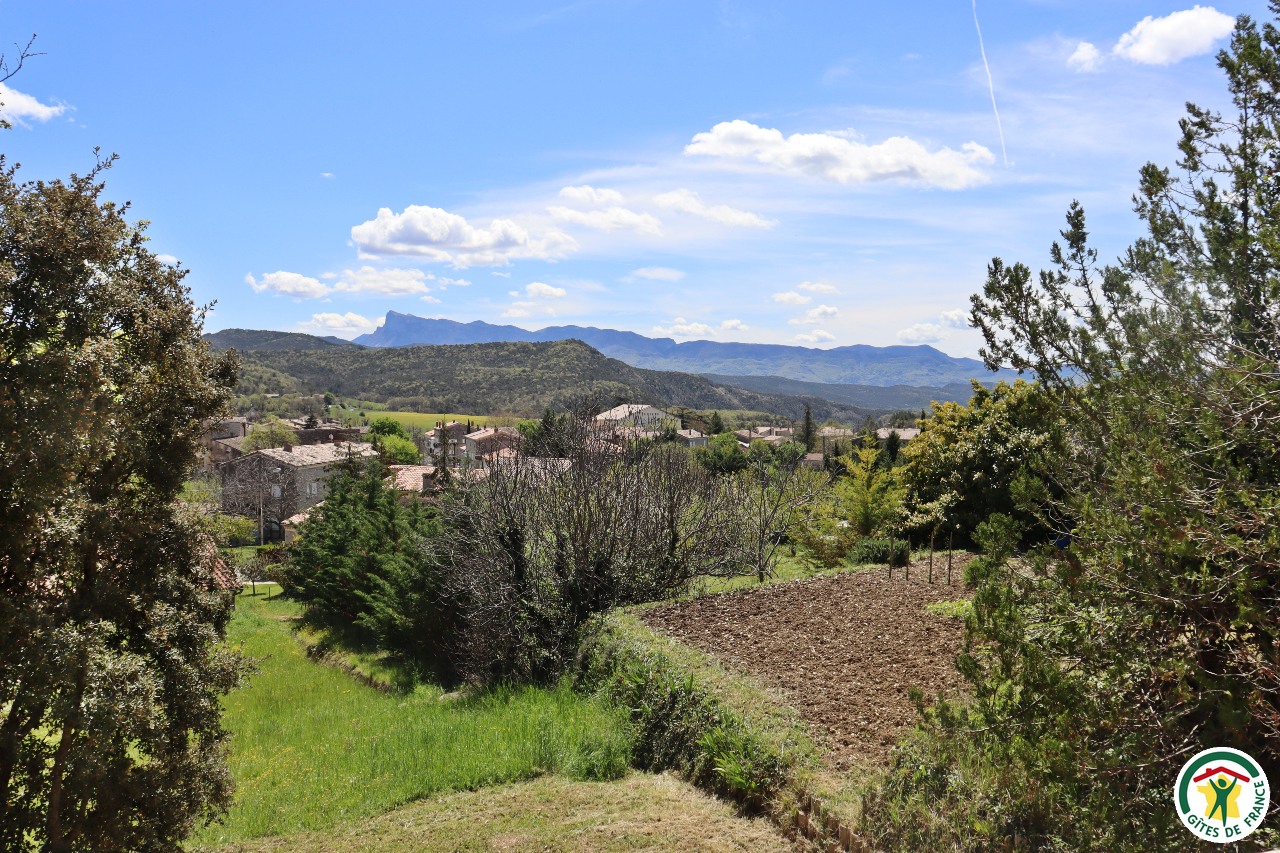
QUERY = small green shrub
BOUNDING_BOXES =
[924,599,972,620]
[848,537,909,567]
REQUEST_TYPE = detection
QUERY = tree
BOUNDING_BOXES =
[800,404,816,451]
[897,380,1057,545]
[693,431,747,475]
[836,436,902,538]
[868,12,1280,849]
[0,148,246,849]
[375,432,421,464]
[241,414,298,451]
[369,415,409,440]
[707,410,725,435]
[733,440,824,581]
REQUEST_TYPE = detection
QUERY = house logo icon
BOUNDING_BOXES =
[1174,747,1270,843]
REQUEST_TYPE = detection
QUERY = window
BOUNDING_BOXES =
[270,485,281,498]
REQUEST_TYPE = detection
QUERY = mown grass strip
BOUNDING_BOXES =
[190,592,631,848]
[201,772,792,852]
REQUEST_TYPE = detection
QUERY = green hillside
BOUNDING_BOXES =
[227,336,883,421]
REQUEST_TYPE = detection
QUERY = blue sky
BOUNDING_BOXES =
[3,1,1267,357]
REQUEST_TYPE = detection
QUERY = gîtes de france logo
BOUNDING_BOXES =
[1174,747,1270,843]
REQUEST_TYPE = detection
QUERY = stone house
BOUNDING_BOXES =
[218,441,378,542]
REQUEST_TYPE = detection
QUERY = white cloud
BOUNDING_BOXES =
[796,281,838,294]
[720,319,748,332]
[0,83,66,125]
[421,294,441,304]
[548,205,663,235]
[502,301,537,318]
[896,323,946,344]
[525,281,567,299]
[437,276,471,287]
[320,172,335,179]
[1112,6,1235,66]
[298,312,379,339]
[334,266,431,296]
[898,309,970,343]
[492,271,511,278]
[1067,41,1103,72]
[156,254,179,266]
[795,330,836,343]
[789,304,839,325]
[685,119,994,190]
[351,204,576,267]
[772,291,812,305]
[651,317,716,338]
[652,188,775,228]
[246,271,331,299]
[558,185,625,206]
[629,266,686,282]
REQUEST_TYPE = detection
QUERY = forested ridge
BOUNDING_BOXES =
[206,332,884,420]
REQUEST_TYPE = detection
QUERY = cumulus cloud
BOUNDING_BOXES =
[421,294,441,304]
[685,119,994,190]
[351,204,576,267]
[652,188,775,228]
[897,309,970,343]
[1113,6,1235,66]
[437,276,471,287]
[502,301,537,318]
[629,266,686,282]
[796,281,839,294]
[298,312,379,339]
[245,271,330,299]
[156,254,179,266]
[772,291,812,306]
[789,304,839,325]
[651,317,716,338]
[795,330,836,343]
[0,83,66,125]
[896,323,946,344]
[1068,41,1103,72]
[558,185,625,206]
[334,266,431,296]
[548,205,663,235]
[720,319,748,332]
[525,281,567,299]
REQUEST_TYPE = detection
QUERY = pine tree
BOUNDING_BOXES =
[867,11,1280,849]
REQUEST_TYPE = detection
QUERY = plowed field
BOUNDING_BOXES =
[641,560,974,773]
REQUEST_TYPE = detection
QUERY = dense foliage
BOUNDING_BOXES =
[0,153,245,851]
[898,380,1059,547]
[866,12,1280,849]
[284,462,451,680]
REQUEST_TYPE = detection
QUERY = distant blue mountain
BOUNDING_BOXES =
[354,311,1019,387]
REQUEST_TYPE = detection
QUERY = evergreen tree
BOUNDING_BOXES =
[0,151,246,850]
[708,410,725,435]
[869,12,1280,849]
[800,403,816,451]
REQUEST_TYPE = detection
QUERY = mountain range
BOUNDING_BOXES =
[204,331,888,423]
[353,312,1019,388]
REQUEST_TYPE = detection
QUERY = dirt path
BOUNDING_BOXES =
[641,560,974,773]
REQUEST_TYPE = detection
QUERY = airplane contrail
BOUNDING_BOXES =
[971,0,1009,167]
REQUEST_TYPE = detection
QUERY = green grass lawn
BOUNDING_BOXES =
[190,591,632,848]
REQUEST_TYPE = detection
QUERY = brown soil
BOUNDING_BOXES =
[640,559,975,774]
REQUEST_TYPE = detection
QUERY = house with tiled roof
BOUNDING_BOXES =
[218,441,378,543]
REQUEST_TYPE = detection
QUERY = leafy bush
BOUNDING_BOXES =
[847,537,908,567]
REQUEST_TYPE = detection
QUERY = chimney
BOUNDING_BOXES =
[282,443,292,453]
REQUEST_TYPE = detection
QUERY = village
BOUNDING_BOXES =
[201,402,920,547]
